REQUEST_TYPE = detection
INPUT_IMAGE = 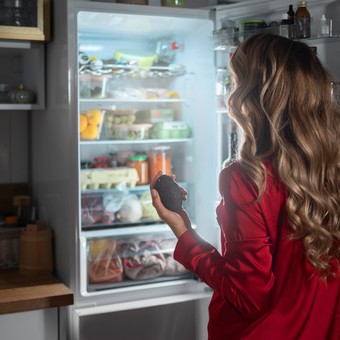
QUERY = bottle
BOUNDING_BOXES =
[222,121,238,168]
[319,14,330,37]
[287,4,295,21]
[279,14,290,38]
[287,4,296,39]
[216,68,228,111]
[296,1,311,39]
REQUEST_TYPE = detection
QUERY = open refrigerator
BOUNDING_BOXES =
[30,1,340,339]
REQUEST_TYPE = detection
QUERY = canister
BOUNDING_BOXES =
[127,154,149,185]
[148,146,172,181]
[19,222,53,274]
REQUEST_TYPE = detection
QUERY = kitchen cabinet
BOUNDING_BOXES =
[0,309,58,340]
[0,41,45,110]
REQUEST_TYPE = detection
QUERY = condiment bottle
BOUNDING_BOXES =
[296,1,311,39]
[148,146,172,182]
[127,154,149,185]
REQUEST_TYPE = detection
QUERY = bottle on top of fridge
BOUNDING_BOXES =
[287,4,296,39]
[296,1,311,39]
[319,14,330,37]
[279,14,290,38]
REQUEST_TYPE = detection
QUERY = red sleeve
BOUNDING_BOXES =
[174,163,276,320]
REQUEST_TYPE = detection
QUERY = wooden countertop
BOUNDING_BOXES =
[0,269,74,315]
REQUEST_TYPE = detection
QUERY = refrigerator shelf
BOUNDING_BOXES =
[87,274,194,293]
[81,182,188,194]
[81,223,180,238]
[80,137,193,145]
[79,63,187,79]
[81,219,163,231]
[79,98,185,103]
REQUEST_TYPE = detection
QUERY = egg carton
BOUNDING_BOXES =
[80,168,139,190]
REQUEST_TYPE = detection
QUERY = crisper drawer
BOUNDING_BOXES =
[81,227,192,293]
[80,184,193,230]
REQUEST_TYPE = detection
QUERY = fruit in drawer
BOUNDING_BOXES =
[80,114,88,133]
[87,109,102,126]
[80,124,99,140]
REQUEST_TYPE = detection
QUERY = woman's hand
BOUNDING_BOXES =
[150,171,191,239]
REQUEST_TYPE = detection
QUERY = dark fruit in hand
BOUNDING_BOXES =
[154,175,183,212]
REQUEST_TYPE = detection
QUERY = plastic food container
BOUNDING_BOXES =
[103,110,137,139]
[112,124,152,140]
[150,121,191,139]
[79,74,111,98]
[135,108,174,123]
[80,109,105,140]
[114,49,158,68]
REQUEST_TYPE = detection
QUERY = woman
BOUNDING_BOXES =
[150,33,339,339]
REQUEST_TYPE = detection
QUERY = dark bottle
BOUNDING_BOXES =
[296,1,311,39]
[287,4,296,39]
[287,4,295,21]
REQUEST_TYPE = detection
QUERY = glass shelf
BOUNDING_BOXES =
[79,63,187,79]
[80,138,193,145]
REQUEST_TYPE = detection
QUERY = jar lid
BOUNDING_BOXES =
[128,154,148,161]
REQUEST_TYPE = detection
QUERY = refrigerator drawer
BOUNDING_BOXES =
[80,183,192,229]
[82,227,192,293]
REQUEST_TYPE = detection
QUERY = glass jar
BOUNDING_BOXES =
[296,1,311,39]
[9,84,34,104]
[127,154,149,185]
[148,146,172,182]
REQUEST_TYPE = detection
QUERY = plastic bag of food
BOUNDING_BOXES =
[88,238,124,283]
[81,195,104,225]
[116,194,143,223]
[121,239,166,280]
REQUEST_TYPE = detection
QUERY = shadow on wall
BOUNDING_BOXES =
[325,0,340,80]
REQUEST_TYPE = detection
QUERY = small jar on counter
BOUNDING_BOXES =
[127,154,149,185]
[148,146,172,182]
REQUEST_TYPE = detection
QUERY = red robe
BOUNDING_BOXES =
[174,161,339,339]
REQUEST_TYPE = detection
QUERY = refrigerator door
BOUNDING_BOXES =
[211,0,340,169]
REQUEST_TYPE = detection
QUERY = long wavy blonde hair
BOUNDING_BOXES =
[228,33,340,279]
